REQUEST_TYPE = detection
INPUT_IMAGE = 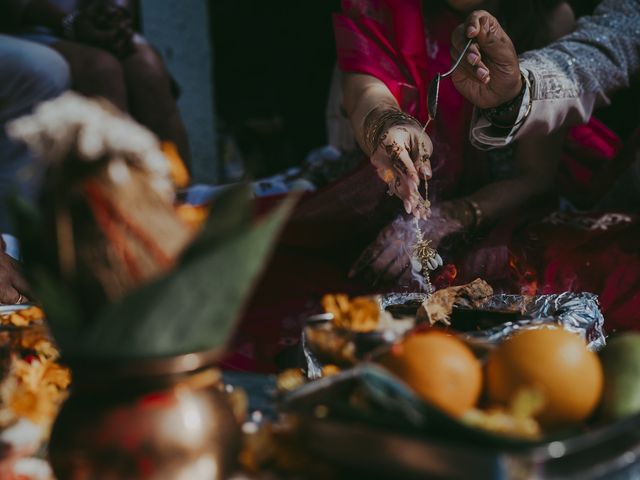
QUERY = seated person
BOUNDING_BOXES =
[0,35,69,303]
[222,1,632,371]
[4,0,191,166]
[336,0,622,284]
[0,34,70,230]
[343,0,640,335]
[0,236,30,305]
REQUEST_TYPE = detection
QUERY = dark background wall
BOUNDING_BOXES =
[208,0,637,182]
[211,0,341,178]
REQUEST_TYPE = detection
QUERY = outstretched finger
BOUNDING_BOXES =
[409,131,433,181]
[383,140,420,185]
[412,199,430,220]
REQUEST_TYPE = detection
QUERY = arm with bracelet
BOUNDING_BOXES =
[342,72,433,219]
[449,0,640,148]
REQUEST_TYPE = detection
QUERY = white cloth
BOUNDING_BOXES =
[1,233,20,260]
[470,0,640,147]
[470,68,532,149]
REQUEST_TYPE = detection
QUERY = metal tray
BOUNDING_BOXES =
[282,365,640,479]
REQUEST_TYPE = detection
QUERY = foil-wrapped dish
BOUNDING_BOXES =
[281,364,640,479]
[277,280,640,479]
[302,281,606,379]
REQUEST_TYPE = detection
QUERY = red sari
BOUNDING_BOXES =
[334,0,639,328]
[221,0,634,372]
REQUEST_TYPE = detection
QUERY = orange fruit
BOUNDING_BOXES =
[486,328,603,427]
[378,330,482,417]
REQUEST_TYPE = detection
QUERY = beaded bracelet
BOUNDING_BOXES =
[482,72,532,130]
[461,198,483,229]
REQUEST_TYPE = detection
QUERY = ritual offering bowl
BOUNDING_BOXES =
[48,350,240,480]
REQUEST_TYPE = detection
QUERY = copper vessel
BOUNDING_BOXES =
[49,351,240,479]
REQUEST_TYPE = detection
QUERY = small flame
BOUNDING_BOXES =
[433,263,458,289]
[508,252,538,296]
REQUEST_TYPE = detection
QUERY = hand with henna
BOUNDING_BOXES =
[365,109,433,219]
[349,204,469,288]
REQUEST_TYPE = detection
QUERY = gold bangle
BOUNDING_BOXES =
[461,198,483,229]
[468,199,483,228]
[363,108,422,154]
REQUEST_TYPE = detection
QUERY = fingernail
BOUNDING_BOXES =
[404,200,412,214]
[466,25,477,36]
[468,52,479,65]
[477,67,489,80]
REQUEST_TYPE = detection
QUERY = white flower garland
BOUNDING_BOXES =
[7,92,173,198]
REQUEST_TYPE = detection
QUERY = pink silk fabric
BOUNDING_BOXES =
[334,0,474,200]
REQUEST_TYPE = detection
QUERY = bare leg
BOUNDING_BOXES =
[51,40,128,112]
[121,36,192,167]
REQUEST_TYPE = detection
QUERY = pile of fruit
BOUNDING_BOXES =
[377,327,640,438]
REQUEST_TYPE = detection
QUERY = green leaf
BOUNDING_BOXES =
[29,267,85,351]
[10,194,83,320]
[181,184,253,262]
[66,192,297,358]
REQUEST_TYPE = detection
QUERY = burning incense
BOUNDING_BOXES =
[411,182,437,294]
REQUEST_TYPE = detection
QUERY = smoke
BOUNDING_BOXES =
[408,244,430,292]
[401,206,464,292]
[352,204,465,291]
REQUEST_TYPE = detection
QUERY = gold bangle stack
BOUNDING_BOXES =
[363,108,422,154]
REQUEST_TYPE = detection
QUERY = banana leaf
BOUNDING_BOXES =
[13,185,297,359]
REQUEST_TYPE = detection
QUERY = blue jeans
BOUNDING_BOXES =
[0,35,70,232]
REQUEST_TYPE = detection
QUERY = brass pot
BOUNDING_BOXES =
[49,351,240,480]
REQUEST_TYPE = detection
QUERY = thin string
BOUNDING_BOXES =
[422,117,431,133]
[411,180,435,294]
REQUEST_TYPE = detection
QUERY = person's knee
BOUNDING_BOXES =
[73,49,126,104]
[1,41,70,116]
[82,50,124,86]
[34,48,71,97]
[126,38,172,93]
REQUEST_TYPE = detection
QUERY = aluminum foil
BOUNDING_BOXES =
[301,320,325,380]
[303,291,606,375]
[378,292,427,311]
[461,292,606,351]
